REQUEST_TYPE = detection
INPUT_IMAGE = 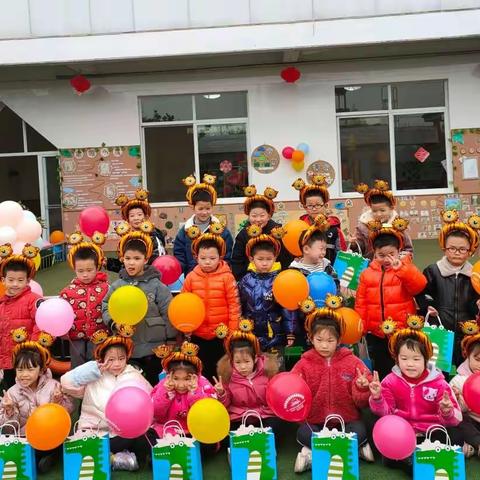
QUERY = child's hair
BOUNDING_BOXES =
[192,189,213,205]
[393,336,429,364]
[300,230,327,249]
[466,339,480,357]
[445,230,471,244]
[250,240,276,257]
[230,339,256,361]
[99,343,128,362]
[303,190,326,204]
[197,238,221,254]
[73,247,99,266]
[373,233,400,251]
[369,194,393,206]
[166,360,198,375]
[248,200,270,213]
[123,239,147,256]
[14,348,45,370]
[2,260,28,276]
[309,316,342,340]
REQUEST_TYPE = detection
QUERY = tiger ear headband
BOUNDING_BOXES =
[367,216,409,250]
[355,179,396,207]
[186,222,226,257]
[460,321,480,359]
[298,214,331,249]
[66,231,106,270]
[114,188,152,221]
[300,294,345,338]
[245,224,284,258]
[182,173,218,207]
[292,174,330,205]
[114,220,154,260]
[153,341,203,374]
[243,185,278,216]
[0,243,39,280]
[216,319,261,357]
[93,327,134,361]
[438,210,480,254]
[11,329,52,367]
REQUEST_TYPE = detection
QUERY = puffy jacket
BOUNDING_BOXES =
[0,288,41,369]
[292,347,371,424]
[370,365,462,433]
[60,272,109,341]
[0,369,74,434]
[173,215,233,276]
[182,260,240,339]
[231,220,293,281]
[61,361,152,436]
[151,375,216,436]
[238,264,295,350]
[355,257,427,337]
[102,265,176,358]
[450,359,480,423]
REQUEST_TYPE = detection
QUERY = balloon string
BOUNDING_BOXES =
[144,432,154,449]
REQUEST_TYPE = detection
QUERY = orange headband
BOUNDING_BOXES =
[187,223,227,257]
[183,174,218,207]
[243,185,277,216]
[244,224,284,258]
[438,210,480,254]
[292,174,330,205]
[356,180,396,207]
[367,217,409,251]
[153,341,203,374]
[66,231,105,270]
[0,243,38,280]
[115,188,152,221]
[115,221,154,260]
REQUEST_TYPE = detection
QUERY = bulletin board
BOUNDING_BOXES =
[451,128,480,193]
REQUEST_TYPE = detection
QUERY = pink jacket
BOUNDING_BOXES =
[450,359,480,423]
[0,369,74,434]
[370,365,462,433]
[151,376,216,436]
[218,356,274,421]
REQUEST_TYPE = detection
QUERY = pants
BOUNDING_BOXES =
[366,334,394,380]
[69,340,95,369]
[297,420,368,449]
[458,413,480,449]
[191,336,225,382]
[2,369,16,389]
[110,433,151,464]
[130,355,163,386]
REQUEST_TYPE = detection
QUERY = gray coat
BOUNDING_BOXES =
[102,265,176,358]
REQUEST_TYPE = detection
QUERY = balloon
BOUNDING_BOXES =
[291,150,305,163]
[35,298,75,336]
[373,415,416,460]
[0,283,5,296]
[463,372,480,415]
[112,379,151,395]
[168,293,205,332]
[15,218,42,243]
[0,226,17,244]
[282,146,294,160]
[168,273,185,292]
[152,255,182,285]
[22,210,37,222]
[272,269,309,310]
[297,143,310,154]
[33,253,41,270]
[108,285,148,326]
[471,261,480,294]
[0,201,23,227]
[266,372,312,422]
[32,237,47,249]
[49,230,65,244]
[30,280,43,296]
[79,206,110,237]
[12,241,26,254]
[106,386,154,438]
[292,161,304,172]
[187,398,229,444]
[25,404,71,450]
[282,219,309,257]
[338,307,363,344]
[307,272,337,307]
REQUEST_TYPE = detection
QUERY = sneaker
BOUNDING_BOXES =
[359,442,375,462]
[463,443,475,458]
[294,447,312,473]
[111,451,139,471]
[227,447,231,467]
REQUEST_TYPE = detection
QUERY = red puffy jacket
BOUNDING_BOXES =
[0,287,41,369]
[60,272,109,341]
[355,257,427,338]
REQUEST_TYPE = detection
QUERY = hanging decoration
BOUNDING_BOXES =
[282,142,310,172]
[280,66,301,83]
[70,75,91,95]
[219,160,233,173]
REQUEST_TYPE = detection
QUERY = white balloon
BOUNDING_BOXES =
[15,218,42,243]
[0,226,17,244]
[22,210,37,222]
[0,201,24,227]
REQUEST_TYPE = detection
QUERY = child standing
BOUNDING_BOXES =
[182,223,240,380]
[102,221,176,385]
[355,219,427,379]
[60,232,109,368]
[0,244,42,388]
[292,295,374,473]
[174,174,233,276]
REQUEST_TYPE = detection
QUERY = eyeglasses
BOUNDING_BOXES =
[305,204,324,210]
[445,246,470,254]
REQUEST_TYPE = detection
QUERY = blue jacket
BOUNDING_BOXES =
[238,263,295,351]
[173,215,233,276]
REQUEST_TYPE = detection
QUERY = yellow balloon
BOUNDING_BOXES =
[108,285,148,326]
[292,160,304,172]
[33,253,41,271]
[187,398,230,444]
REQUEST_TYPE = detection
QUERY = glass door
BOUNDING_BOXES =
[41,156,62,235]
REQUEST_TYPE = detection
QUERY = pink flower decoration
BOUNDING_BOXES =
[220,160,233,173]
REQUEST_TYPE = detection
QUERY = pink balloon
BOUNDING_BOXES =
[282,146,294,160]
[35,298,75,336]
[112,379,151,395]
[464,372,480,415]
[79,207,110,237]
[0,226,17,244]
[106,386,154,438]
[0,201,23,227]
[373,415,416,460]
[30,280,43,296]
[16,219,42,243]
[12,241,26,254]
[152,255,182,285]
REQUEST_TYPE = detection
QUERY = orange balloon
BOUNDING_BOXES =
[49,230,65,244]
[282,219,309,257]
[0,282,5,297]
[338,307,363,344]
[168,292,206,333]
[273,269,309,310]
[291,150,305,163]
[25,403,71,450]
[472,270,480,294]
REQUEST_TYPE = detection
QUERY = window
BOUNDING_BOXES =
[141,92,248,203]
[336,81,449,193]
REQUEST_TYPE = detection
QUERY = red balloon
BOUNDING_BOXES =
[70,74,91,94]
[280,66,301,83]
[266,372,312,422]
[282,146,294,160]
[78,207,110,237]
[463,372,480,415]
[372,415,416,460]
[152,255,182,285]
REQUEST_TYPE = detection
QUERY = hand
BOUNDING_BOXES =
[51,384,63,404]
[451,386,466,410]
[287,334,295,347]
[439,391,453,415]
[387,254,402,270]
[347,234,357,244]
[369,371,382,400]
[427,306,439,317]
[188,374,198,393]
[164,373,175,392]
[355,368,370,389]
[97,358,113,374]
[1,390,14,416]
[213,376,225,396]
[476,299,480,310]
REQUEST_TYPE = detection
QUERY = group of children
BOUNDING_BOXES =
[0,173,479,475]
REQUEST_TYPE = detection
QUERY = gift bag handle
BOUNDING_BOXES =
[425,425,451,447]
[0,421,20,437]
[73,420,101,437]
[241,410,264,429]
[323,414,346,433]
[425,312,445,329]
[162,420,186,438]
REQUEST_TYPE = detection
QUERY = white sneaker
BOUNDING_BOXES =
[359,442,375,462]
[294,447,312,473]
[463,443,475,458]
[111,451,139,471]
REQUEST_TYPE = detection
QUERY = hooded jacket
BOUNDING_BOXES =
[182,260,240,339]
[291,347,371,424]
[450,359,480,423]
[102,265,176,358]
[370,365,462,433]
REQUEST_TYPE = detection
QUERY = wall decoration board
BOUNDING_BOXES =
[451,128,480,192]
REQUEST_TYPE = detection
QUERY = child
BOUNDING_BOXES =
[292,295,374,473]
[417,210,480,366]
[0,339,74,473]
[62,334,152,471]
[238,225,295,351]
[60,231,109,368]
[108,188,166,272]
[0,243,42,388]
[102,221,176,385]
[231,185,293,280]
[214,321,281,433]
[349,180,413,260]
[182,223,240,380]
[355,218,427,379]
[174,174,233,275]
[292,175,346,263]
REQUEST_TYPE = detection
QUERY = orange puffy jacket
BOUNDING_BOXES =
[182,260,240,339]
[355,257,427,338]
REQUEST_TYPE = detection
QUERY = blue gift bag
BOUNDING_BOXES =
[0,422,36,480]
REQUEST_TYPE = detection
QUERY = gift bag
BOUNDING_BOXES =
[424,313,455,373]
[152,421,203,480]
[230,410,277,480]
[311,414,359,480]
[0,422,36,480]
[333,251,369,292]
[63,423,110,480]
[413,425,465,480]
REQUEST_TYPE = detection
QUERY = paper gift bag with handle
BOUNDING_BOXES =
[229,410,277,480]
[413,425,465,480]
[311,414,359,480]
[424,313,455,373]
[333,251,369,292]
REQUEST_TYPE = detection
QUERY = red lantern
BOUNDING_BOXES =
[70,75,91,95]
[280,67,301,84]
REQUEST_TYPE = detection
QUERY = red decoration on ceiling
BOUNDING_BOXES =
[280,66,301,83]
[70,75,91,95]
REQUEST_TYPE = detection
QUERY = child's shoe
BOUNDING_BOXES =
[294,446,312,473]
[111,451,139,471]
[463,443,475,458]
[37,453,57,474]
[359,442,375,462]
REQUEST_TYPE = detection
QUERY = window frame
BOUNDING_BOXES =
[139,92,250,207]
[335,81,452,197]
